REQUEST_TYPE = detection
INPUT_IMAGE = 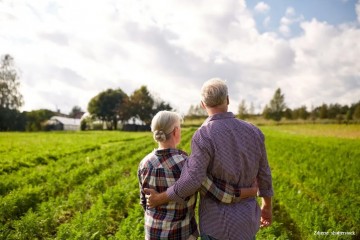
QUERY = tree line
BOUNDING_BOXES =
[239,88,360,123]
[1,54,359,131]
[0,54,172,131]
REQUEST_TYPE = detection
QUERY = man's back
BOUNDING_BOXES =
[189,112,272,239]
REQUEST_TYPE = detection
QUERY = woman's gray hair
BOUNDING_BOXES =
[201,78,228,107]
[151,111,182,142]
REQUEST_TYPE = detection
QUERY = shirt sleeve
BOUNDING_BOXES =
[167,130,211,203]
[138,167,148,211]
[256,129,274,197]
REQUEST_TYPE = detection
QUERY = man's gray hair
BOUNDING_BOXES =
[201,78,228,107]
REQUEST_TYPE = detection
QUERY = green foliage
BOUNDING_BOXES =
[187,104,207,118]
[128,86,155,125]
[0,107,26,131]
[69,105,83,118]
[0,54,23,110]
[25,109,55,131]
[0,126,359,239]
[88,88,128,130]
[238,99,248,119]
[264,88,286,121]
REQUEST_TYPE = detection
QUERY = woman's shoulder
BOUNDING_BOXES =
[139,150,157,169]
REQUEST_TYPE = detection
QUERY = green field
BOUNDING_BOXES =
[0,124,359,239]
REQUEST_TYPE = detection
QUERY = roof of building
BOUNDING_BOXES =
[50,116,81,126]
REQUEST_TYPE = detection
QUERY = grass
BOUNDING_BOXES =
[0,123,359,239]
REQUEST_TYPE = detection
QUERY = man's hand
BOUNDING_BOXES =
[260,197,272,228]
[144,188,170,208]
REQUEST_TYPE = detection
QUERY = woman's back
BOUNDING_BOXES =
[138,148,198,240]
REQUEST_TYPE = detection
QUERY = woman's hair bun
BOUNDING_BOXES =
[154,130,166,142]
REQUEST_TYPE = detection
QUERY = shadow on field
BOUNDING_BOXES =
[273,199,302,240]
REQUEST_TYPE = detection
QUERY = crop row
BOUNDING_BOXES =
[1,136,154,238]
[0,131,147,174]
[0,137,151,196]
[257,127,359,239]
[1,129,195,239]
[5,126,357,239]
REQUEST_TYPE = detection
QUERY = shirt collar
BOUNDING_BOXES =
[203,112,235,124]
[154,148,186,156]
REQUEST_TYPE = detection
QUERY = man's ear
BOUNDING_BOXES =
[201,101,206,109]
[227,96,229,105]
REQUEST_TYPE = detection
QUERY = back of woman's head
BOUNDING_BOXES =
[151,111,182,142]
[201,78,228,107]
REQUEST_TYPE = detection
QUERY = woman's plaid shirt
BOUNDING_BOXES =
[138,148,198,240]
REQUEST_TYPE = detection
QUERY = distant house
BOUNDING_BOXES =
[46,116,81,131]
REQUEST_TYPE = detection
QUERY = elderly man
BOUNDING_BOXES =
[145,78,273,240]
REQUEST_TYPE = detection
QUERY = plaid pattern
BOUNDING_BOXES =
[138,148,199,240]
[166,112,274,239]
[200,175,242,204]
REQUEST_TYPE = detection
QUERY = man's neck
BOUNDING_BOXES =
[206,105,228,116]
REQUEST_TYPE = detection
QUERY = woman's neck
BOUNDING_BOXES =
[158,141,176,150]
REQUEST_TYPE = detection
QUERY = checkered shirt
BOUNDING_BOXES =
[138,148,241,239]
[166,112,274,239]
[138,148,198,240]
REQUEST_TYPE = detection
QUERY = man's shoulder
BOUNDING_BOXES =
[237,119,265,140]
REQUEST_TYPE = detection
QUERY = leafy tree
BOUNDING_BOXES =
[284,108,293,120]
[128,86,154,125]
[25,109,55,131]
[0,54,23,109]
[0,108,26,131]
[153,100,172,113]
[354,104,360,121]
[88,88,128,130]
[0,54,25,131]
[292,106,309,120]
[249,102,255,116]
[328,103,342,119]
[69,106,83,118]
[262,104,271,120]
[238,99,248,119]
[319,104,328,119]
[187,104,206,118]
[266,88,286,121]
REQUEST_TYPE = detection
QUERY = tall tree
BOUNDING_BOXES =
[25,109,55,131]
[128,86,154,125]
[249,102,255,115]
[238,99,248,119]
[88,88,128,130]
[0,54,23,109]
[354,105,360,120]
[186,104,206,118]
[319,104,328,119]
[69,106,83,118]
[267,88,286,121]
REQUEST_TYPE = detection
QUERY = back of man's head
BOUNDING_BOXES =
[201,78,228,107]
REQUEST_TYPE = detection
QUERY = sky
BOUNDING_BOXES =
[1,0,360,115]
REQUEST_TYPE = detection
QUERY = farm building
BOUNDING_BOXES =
[46,116,81,131]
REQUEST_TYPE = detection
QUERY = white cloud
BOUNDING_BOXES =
[254,2,270,14]
[357,0,360,23]
[263,16,271,27]
[279,7,304,37]
[0,0,359,115]
[286,19,360,108]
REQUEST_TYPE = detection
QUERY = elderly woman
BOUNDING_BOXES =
[138,110,257,240]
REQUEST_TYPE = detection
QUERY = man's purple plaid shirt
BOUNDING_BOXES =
[166,112,274,240]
